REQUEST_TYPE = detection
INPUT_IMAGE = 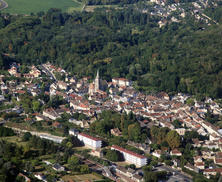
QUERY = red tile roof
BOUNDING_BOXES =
[79,133,101,141]
[111,145,146,159]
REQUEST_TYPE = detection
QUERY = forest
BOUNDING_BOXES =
[0,7,222,98]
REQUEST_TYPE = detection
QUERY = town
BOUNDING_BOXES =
[1,62,222,182]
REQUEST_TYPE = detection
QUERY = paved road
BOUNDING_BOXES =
[40,64,57,82]
[0,0,8,10]
[156,165,192,182]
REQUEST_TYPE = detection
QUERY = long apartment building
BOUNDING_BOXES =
[77,133,102,149]
[111,145,147,167]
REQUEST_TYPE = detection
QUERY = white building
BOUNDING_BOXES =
[77,133,102,149]
[43,108,60,120]
[112,78,132,87]
[57,81,67,90]
[111,145,147,167]
[39,134,64,143]
[69,128,79,136]
[175,128,186,136]
[8,66,18,76]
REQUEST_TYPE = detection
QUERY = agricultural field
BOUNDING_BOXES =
[62,173,103,182]
[1,0,84,14]
[84,4,121,12]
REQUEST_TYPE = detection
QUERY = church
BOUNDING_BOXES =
[88,70,108,96]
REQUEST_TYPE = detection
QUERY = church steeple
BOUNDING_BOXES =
[95,69,100,91]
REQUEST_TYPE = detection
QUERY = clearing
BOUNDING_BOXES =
[1,0,84,14]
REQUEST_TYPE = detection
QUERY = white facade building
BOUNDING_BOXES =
[111,145,147,167]
[77,133,102,149]
[112,78,132,87]
[39,134,64,143]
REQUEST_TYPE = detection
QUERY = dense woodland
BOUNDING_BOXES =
[0,6,222,98]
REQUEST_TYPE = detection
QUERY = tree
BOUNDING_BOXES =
[32,100,41,112]
[0,126,15,137]
[105,149,123,162]
[80,165,90,173]
[22,132,32,141]
[166,130,181,149]
[68,156,80,166]
[144,171,158,182]
[172,120,182,129]
[128,123,141,142]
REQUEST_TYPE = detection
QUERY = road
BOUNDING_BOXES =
[0,0,8,10]
[201,13,219,25]
[156,165,192,182]
[40,64,57,82]
[4,126,65,142]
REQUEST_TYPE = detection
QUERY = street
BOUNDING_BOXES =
[156,165,192,182]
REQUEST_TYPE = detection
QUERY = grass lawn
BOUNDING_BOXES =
[62,174,102,182]
[0,136,28,146]
[84,4,121,12]
[1,0,84,14]
[115,161,129,167]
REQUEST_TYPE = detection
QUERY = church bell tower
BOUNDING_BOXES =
[95,70,100,92]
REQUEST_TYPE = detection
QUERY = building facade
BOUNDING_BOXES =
[77,133,102,149]
[111,145,147,167]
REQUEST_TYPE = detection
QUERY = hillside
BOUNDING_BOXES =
[0,8,222,98]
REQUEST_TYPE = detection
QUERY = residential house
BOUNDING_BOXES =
[152,150,162,158]
[170,149,182,156]
[52,163,65,172]
[8,66,18,76]
[69,118,85,128]
[194,162,205,170]
[43,108,60,120]
[34,173,47,182]
[204,168,222,178]
[35,114,48,121]
[58,81,67,90]
[175,128,186,136]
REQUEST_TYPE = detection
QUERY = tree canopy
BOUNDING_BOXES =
[0,8,222,98]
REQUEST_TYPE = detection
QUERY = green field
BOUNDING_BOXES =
[62,174,103,181]
[0,136,28,147]
[1,0,84,14]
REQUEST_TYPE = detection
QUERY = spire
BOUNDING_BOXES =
[96,69,99,80]
[95,69,100,92]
